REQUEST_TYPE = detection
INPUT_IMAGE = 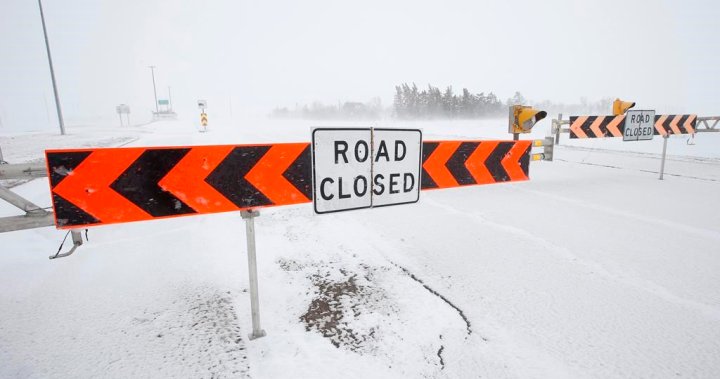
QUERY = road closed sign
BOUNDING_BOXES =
[312,128,422,214]
[624,110,656,141]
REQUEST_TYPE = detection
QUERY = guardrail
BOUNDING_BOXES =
[0,163,54,233]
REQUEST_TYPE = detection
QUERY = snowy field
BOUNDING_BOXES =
[1,117,719,378]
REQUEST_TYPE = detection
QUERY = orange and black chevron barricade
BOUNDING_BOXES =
[421,140,531,189]
[569,114,697,138]
[45,140,533,229]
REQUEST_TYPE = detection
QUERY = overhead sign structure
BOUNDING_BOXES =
[311,128,422,214]
[45,139,534,228]
[623,110,656,141]
[569,114,696,138]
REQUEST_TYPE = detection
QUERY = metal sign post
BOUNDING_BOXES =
[241,209,266,340]
[659,135,669,180]
[116,104,130,126]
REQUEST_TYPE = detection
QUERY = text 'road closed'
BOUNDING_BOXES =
[312,128,422,214]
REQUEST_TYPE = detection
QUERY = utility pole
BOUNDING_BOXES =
[148,66,158,113]
[38,0,65,135]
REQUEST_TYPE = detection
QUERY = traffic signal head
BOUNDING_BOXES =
[612,98,635,116]
[509,105,547,134]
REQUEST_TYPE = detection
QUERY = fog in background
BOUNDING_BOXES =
[1,0,718,131]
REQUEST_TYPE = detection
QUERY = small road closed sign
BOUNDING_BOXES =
[312,128,422,214]
[624,110,656,141]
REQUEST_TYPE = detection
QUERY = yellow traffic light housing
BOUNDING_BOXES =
[612,98,635,116]
[509,105,547,134]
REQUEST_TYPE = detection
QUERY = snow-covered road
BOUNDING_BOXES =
[1,118,719,378]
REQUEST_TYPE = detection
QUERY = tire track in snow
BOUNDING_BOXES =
[425,196,720,323]
[390,261,475,339]
[512,184,720,242]
[555,158,720,183]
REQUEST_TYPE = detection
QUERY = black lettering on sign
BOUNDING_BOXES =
[389,173,400,194]
[373,174,385,195]
[335,141,348,164]
[376,140,389,162]
[321,178,334,200]
[354,176,368,197]
[338,177,351,199]
[355,141,369,163]
[403,173,414,192]
[395,140,406,161]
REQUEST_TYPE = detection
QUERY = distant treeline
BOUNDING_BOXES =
[270,98,383,120]
[393,83,510,119]
[270,83,615,120]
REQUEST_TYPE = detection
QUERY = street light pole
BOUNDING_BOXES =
[38,0,65,135]
[148,66,158,113]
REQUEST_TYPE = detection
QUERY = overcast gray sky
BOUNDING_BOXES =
[1,0,718,131]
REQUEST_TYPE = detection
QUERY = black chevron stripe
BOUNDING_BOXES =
[110,148,196,218]
[46,151,92,189]
[52,193,100,227]
[282,145,312,200]
[519,143,531,177]
[665,115,676,135]
[420,142,439,189]
[677,115,690,134]
[485,142,512,182]
[617,116,627,136]
[663,115,673,134]
[205,146,273,208]
[445,142,478,186]
[569,116,579,138]
[598,117,611,137]
[581,116,596,137]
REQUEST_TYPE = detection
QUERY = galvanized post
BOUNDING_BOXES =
[659,135,669,180]
[0,144,4,164]
[555,113,562,145]
[241,209,266,340]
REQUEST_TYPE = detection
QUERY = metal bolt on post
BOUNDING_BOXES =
[241,209,266,340]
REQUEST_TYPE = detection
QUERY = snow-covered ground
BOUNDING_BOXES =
[1,117,719,378]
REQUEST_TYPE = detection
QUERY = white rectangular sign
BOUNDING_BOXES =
[623,110,655,141]
[371,128,422,207]
[312,128,422,214]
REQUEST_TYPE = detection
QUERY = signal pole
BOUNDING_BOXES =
[148,66,158,113]
[38,0,65,135]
